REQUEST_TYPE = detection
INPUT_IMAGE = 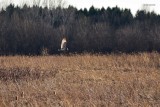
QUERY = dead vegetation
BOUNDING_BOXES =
[0,53,160,107]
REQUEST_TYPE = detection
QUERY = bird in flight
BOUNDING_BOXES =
[58,37,68,52]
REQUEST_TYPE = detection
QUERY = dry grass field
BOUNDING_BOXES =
[0,53,160,107]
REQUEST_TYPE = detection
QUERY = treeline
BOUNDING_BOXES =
[0,4,160,55]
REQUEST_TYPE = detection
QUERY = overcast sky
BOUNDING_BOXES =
[0,0,160,15]
[68,0,160,15]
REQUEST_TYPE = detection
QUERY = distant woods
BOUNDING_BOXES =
[0,4,160,55]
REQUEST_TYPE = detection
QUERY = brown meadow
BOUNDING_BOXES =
[0,53,160,107]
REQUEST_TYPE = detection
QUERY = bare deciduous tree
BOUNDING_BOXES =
[32,0,66,9]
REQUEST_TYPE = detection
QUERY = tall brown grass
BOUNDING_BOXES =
[0,53,159,107]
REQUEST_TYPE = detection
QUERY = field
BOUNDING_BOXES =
[0,53,160,107]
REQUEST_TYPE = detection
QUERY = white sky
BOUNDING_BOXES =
[67,0,160,15]
[0,0,160,15]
